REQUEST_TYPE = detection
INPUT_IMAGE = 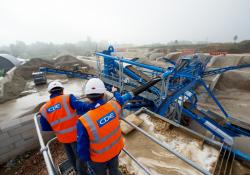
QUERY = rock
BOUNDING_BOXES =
[120,114,144,135]
[24,154,30,159]
[119,164,135,175]
[151,117,171,134]
[32,160,37,165]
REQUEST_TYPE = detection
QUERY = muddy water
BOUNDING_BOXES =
[0,78,86,123]
[120,113,219,175]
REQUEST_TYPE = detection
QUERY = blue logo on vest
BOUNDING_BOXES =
[97,111,116,127]
[47,103,62,113]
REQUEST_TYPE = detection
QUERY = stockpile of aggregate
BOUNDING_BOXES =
[0,55,90,103]
[55,55,90,69]
[200,54,250,143]
[213,55,250,91]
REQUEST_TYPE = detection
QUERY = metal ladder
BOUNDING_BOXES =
[213,143,235,175]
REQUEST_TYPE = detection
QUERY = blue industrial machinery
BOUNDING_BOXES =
[96,46,250,162]
[40,46,250,163]
[39,67,97,79]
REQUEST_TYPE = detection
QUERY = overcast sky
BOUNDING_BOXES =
[0,0,249,46]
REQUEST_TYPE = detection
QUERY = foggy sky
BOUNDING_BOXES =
[1,0,250,46]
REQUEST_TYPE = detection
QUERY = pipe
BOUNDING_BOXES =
[121,118,212,175]
[34,113,57,175]
[131,77,161,96]
[46,137,58,169]
[121,77,162,102]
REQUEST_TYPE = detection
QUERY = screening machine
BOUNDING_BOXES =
[94,46,250,163]
[37,46,250,174]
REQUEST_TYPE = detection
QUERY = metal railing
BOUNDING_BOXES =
[34,113,57,175]
[34,113,153,175]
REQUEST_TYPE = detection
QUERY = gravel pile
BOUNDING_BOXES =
[0,55,90,103]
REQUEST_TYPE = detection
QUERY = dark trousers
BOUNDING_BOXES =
[63,142,88,175]
[88,156,122,175]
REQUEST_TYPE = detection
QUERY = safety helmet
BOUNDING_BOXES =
[84,78,106,95]
[48,81,64,93]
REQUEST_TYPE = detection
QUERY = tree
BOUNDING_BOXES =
[233,35,238,43]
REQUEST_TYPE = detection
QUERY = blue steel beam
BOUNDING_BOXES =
[199,79,231,119]
[39,67,97,79]
[182,108,234,145]
[96,52,166,73]
[157,78,197,116]
[203,64,250,77]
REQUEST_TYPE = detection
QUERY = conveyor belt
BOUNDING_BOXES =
[228,117,250,131]
[126,65,162,90]
[184,103,227,125]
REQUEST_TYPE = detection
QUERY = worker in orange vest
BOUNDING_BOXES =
[39,80,93,175]
[77,78,125,175]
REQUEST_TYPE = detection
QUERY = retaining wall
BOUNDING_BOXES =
[0,114,54,164]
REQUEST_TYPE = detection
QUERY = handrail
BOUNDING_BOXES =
[34,113,57,175]
[46,137,58,170]
[34,112,153,175]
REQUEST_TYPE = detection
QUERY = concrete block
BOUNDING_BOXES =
[0,139,40,163]
[8,122,35,136]
[209,74,221,91]
[21,129,36,140]
[23,138,39,148]
[15,137,38,147]
[14,139,26,147]
[0,132,9,141]
[0,119,21,131]
[0,134,22,148]
[13,140,39,158]
[0,144,14,155]
[20,115,33,125]
[0,147,25,164]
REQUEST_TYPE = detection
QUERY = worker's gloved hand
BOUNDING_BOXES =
[112,86,118,92]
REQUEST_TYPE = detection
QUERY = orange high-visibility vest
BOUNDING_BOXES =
[39,95,78,143]
[79,100,124,163]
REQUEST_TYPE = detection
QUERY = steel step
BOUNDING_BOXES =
[58,159,74,175]
[214,144,235,175]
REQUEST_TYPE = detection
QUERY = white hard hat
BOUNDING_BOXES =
[48,81,64,92]
[85,78,106,95]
